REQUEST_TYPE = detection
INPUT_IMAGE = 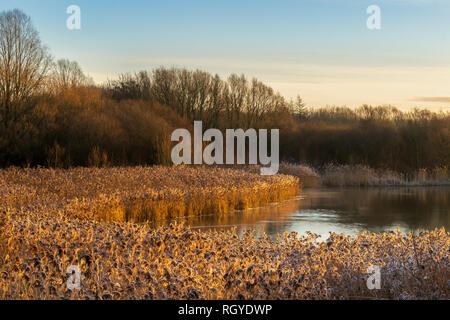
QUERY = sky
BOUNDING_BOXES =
[1,0,450,110]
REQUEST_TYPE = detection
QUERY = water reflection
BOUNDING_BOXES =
[153,187,450,240]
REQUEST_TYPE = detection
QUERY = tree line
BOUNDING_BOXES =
[1,9,449,172]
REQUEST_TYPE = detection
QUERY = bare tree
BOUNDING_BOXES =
[106,71,151,101]
[151,67,177,110]
[0,9,52,123]
[246,79,273,127]
[204,74,227,128]
[51,59,92,90]
[227,74,248,126]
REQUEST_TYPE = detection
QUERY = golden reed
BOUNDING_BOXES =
[0,166,448,300]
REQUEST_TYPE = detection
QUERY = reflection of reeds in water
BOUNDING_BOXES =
[296,187,450,232]
[153,196,302,231]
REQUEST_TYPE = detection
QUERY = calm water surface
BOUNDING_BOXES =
[158,187,450,240]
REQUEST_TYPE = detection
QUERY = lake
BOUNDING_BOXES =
[158,186,450,240]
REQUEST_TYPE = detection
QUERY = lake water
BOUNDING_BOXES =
[163,187,450,240]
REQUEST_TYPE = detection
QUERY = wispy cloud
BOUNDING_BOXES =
[412,97,450,103]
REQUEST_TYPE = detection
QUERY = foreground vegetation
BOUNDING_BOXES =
[0,166,448,300]
[1,213,448,300]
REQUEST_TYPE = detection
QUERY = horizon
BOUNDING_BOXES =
[1,0,450,111]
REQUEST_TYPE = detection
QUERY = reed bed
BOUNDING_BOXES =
[218,163,320,187]
[278,163,321,187]
[0,166,448,300]
[322,164,450,187]
[0,211,448,299]
[0,166,300,223]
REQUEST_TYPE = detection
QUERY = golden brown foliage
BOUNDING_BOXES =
[322,164,450,186]
[0,212,448,300]
[217,163,320,187]
[0,166,299,223]
[0,167,448,300]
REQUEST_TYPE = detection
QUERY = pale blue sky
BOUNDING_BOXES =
[1,0,450,109]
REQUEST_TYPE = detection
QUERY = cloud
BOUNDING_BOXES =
[412,97,450,103]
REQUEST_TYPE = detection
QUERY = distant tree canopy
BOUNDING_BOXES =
[106,68,290,129]
[50,59,93,90]
[0,9,449,172]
